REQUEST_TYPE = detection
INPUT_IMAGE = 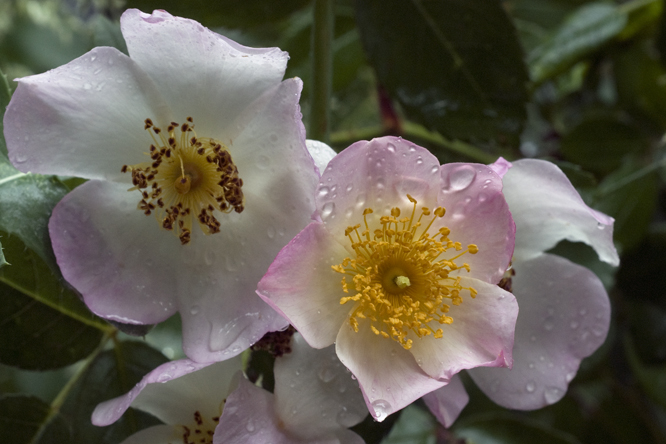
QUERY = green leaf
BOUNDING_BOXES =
[453,414,582,444]
[617,231,666,308]
[624,334,666,411]
[381,405,436,444]
[355,0,529,146]
[0,233,110,334]
[529,3,627,84]
[60,341,168,444]
[560,117,648,175]
[0,394,71,444]
[592,159,658,252]
[0,280,102,370]
[0,68,10,160]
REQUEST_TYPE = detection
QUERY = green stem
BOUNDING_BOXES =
[310,0,335,144]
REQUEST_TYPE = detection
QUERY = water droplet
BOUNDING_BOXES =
[416,156,423,165]
[318,186,330,197]
[355,193,366,208]
[317,366,336,383]
[204,249,215,265]
[528,362,535,369]
[345,184,354,193]
[246,420,255,432]
[579,308,587,316]
[566,372,576,382]
[157,373,171,383]
[321,202,335,219]
[478,193,488,202]
[371,399,392,421]
[543,320,554,331]
[256,154,270,169]
[90,55,97,61]
[387,143,396,153]
[409,146,416,152]
[597,223,605,230]
[267,225,276,239]
[83,83,91,90]
[430,165,439,174]
[446,165,477,191]
[592,324,606,337]
[544,387,563,404]
[525,381,536,392]
[190,305,200,315]
[570,320,579,329]
[231,345,241,353]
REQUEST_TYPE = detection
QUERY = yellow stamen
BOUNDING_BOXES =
[332,195,479,349]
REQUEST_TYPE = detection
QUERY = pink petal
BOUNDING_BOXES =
[257,222,351,349]
[422,374,469,428]
[273,333,367,437]
[92,357,241,426]
[335,320,447,421]
[316,137,442,243]
[4,47,171,180]
[120,9,288,142]
[488,157,512,178]
[503,159,619,265]
[409,278,517,380]
[439,163,515,284]
[469,253,610,410]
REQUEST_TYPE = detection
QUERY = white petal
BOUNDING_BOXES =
[409,278,517,380]
[273,333,367,438]
[469,253,610,410]
[335,320,446,421]
[503,159,619,265]
[118,425,182,444]
[306,139,337,175]
[120,9,288,140]
[422,374,469,428]
[5,47,171,180]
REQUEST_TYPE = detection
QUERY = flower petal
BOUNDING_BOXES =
[316,137,442,242]
[4,47,171,180]
[120,9,288,141]
[273,333,367,438]
[409,277,517,380]
[422,374,469,428]
[257,222,351,349]
[335,319,446,421]
[214,377,293,444]
[118,425,182,444]
[50,180,179,325]
[503,159,619,265]
[92,356,241,426]
[439,163,515,284]
[306,139,337,175]
[488,157,512,178]
[468,253,610,410]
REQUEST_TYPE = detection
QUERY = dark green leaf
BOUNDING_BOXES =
[454,413,582,444]
[0,280,102,370]
[628,300,666,365]
[124,0,310,28]
[60,341,168,444]
[560,117,648,175]
[592,160,658,252]
[529,3,626,84]
[355,0,529,146]
[91,15,128,55]
[0,394,71,444]
[624,334,666,412]
[381,405,436,444]
[0,67,10,159]
[0,233,110,334]
[617,231,666,308]
[0,159,69,269]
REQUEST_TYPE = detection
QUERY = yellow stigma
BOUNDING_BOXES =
[121,117,244,245]
[333,194,479,350]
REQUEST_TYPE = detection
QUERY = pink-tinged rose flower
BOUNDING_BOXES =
[215,333,367,443]
[468,159,617,410]
[93,334,366,444]
[3,9,320,362]
[257,136,518,421]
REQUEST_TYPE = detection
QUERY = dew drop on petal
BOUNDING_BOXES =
[190,305,200,315]
[446,165,477,191]
[321,202,335,219]
[387,144,396,153]
[318,186,330,198]
[267,225,276,239]
[566,372,576,382]
[543,319,554,331]
[371,399,391,422]
[246,420,255,432]
[204,250,215,265]
[318,366,336,383]
[544,387,564,404]
[525,381,536,393]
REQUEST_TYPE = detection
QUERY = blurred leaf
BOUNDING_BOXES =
[453,413,582,444]
[560,117,648,175]
[0,394,71,444]
[614,41,666,129]
[628,300,666,365]
[0,68,10,159]
[381,405,436,444]
[592,160,658,252]
[617,231,666,308]
[547,241,617,290]
[554,161,598,189]
[124,0,310,28]
[0,233,110,334]
[0,280,102,370]
[91,15,127,54]
[355,0,529,146]
[617,0,663,41]
[60,340,168,444]
[624,334,666,412]
[529,3,626,84]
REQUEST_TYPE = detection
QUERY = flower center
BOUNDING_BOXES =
[332,194,479,350]
[122,117,244,245]
[181,409,220,444]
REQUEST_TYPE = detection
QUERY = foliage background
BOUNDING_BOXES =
[1,0,666,443]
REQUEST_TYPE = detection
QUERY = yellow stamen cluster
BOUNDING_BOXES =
[122,117,244,245]
[332,194,479,349]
